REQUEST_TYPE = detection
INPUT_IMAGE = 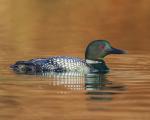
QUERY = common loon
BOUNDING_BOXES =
[10,40,126,74]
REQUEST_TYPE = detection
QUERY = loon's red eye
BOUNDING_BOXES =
[99,45,105,50]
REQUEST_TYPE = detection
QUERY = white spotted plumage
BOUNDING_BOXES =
[30,56,90,73]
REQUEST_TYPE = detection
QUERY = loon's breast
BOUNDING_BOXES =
[12,56,90,74]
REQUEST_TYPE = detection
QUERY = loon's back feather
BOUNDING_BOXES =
[11,56,90,74]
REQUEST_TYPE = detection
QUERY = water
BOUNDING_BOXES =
[0,0,150,120]
[2,55,150,120]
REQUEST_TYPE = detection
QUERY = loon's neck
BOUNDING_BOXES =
[85,59,109,74]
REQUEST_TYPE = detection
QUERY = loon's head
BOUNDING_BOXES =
[85,40,126,60]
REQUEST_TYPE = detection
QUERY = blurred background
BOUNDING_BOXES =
[0,0,150,60]
[1,1,150,120]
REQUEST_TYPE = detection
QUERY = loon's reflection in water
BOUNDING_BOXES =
[35,72,85,90]
[36,72,125,89]
[15,71,126,101]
